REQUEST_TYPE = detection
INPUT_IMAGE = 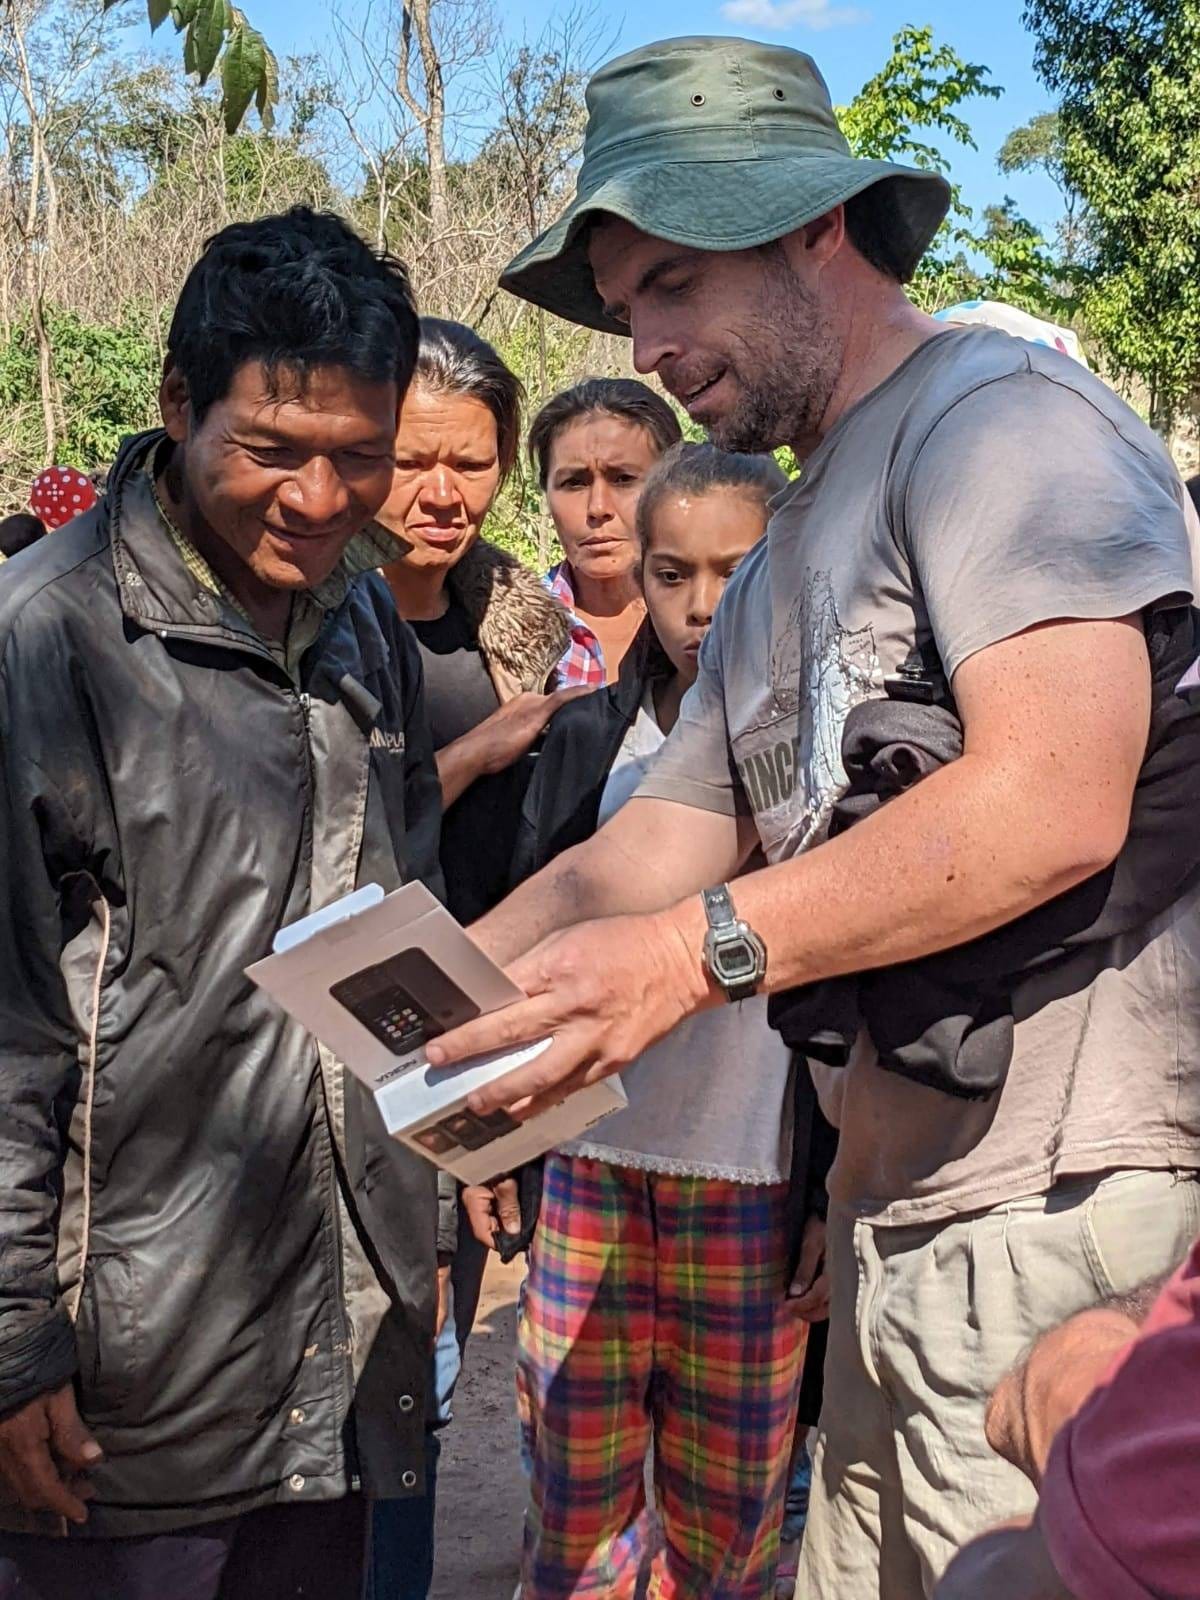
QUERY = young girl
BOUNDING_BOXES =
[511,443,805,1600]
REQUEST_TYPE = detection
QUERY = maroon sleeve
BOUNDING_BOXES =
[1039,1239,1200,1600]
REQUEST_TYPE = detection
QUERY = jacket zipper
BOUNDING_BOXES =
[298,689,316,792]
[294,684,355,1465]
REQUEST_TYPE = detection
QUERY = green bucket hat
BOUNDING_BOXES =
[500,35,952,335]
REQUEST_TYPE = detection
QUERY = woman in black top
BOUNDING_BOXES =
[374,318,584,924]
[368,320,584,1600]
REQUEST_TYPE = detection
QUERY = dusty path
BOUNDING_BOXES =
[431,1254,527,1600]
[430,1255,664,1600]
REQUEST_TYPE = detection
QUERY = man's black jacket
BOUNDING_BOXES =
[0,431,443,1534]
[771,604,1200,1098]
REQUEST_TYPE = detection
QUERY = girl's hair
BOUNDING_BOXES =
[527,377,682,489]
[413,317,525,480]
[635,441,789,546]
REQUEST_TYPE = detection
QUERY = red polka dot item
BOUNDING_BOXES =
[30,466,98,529]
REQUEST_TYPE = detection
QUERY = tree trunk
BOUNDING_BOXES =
[1149,377,1174,441]
[28,289,56,461]
[8,6,57,460]
[399,0,448,242]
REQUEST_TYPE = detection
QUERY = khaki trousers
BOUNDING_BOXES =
[797,1167,1200,1600]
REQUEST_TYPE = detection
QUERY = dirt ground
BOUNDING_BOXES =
[430,1254,527,1600]
[430,1256,667,1600]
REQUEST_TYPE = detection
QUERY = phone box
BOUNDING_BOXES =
[247,882,626,1184]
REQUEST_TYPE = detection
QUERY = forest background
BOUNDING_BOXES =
[2,0,1197,563]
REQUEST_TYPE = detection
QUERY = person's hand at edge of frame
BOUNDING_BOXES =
[462,1178,522,1251]
[788,1215,830,1321]
[0,1385,102,1526]
[426,910,713,1120]
[985,1307,1140,1486]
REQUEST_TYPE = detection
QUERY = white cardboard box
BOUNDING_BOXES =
[247,882,626,1183]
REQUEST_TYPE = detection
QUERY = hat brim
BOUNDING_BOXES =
[500,155,952,334]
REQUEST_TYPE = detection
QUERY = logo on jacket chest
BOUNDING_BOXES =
[369,727,406,754]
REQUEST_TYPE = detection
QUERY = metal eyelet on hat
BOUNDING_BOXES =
[691,93,705,106]
[773,87,785,100]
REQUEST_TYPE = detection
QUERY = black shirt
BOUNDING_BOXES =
[410,598,532,923]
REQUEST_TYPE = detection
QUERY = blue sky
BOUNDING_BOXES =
[243,0,1063,235]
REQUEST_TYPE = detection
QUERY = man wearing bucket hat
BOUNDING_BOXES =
[431,36,1200,1598]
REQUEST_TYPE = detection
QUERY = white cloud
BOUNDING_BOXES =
[719,0,868,30]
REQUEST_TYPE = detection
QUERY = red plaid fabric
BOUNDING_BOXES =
[517,1153,807,1599]
[544,563,607,688]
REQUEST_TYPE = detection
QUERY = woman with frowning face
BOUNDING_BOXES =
[375,319,587,926]
[531,377,682,686]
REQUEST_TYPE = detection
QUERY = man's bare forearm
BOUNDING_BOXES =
[659,744,1132,1008]
[473,797,751,966]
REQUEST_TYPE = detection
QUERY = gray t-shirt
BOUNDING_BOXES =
[637,326,1200,1224]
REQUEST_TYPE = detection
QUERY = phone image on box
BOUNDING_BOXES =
[438,1107,521,1151]
[412,1124,458,1156]
[330,947,481,1055]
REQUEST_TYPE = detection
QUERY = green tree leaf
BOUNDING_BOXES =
[220,22,263,134]
[190,0,230,86]
[255,35,279,132]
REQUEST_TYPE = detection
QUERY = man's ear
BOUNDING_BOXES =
[160,365,191,444]
[780,205,846,277]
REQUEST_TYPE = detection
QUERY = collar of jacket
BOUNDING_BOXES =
[445,537,571,699]
[609,616,673,720]
[107,429,397,650]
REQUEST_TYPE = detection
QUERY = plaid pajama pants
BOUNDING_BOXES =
[517,1153,807,1600]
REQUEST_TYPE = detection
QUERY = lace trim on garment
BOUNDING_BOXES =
[559,1140,787,1186]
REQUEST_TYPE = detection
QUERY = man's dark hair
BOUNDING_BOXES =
[528,377,682,489]
[166,207,419,422]
[843,185,913,284]
[636,441,788,547]
[0,512,46,558]
[415,319,525,481]
[1187,474,1200,519]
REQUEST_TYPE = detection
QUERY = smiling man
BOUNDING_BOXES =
[0,209,443,1598]
[428,37,1200,1600]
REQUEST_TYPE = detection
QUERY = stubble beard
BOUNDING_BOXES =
[707,259,839,455]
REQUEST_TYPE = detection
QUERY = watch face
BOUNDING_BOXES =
[713,936,759,983]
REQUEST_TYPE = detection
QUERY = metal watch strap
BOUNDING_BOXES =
[702,884,735,928]
[700,883,763,1003]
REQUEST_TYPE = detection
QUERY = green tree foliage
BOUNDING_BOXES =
[1023,0,1200,430]
[0,309,160,475]
[0,10,1097,522]
[997,110,1087,271]
[838,24,1000,174]
[836,25,1002,308]
[104,0,277,132]
[999,110,1066,195]
[484,316,597,568]
[974,198,1071,318]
